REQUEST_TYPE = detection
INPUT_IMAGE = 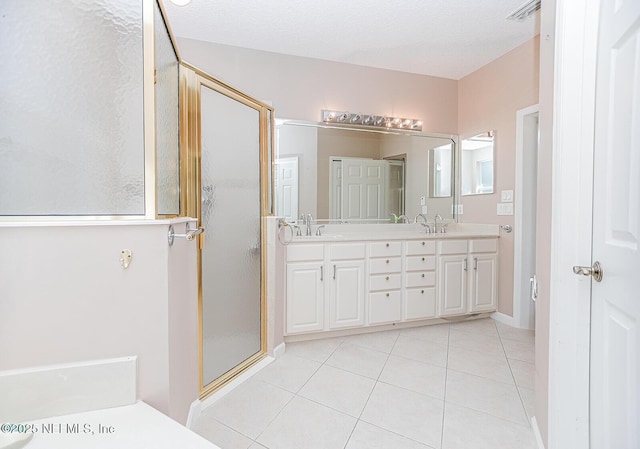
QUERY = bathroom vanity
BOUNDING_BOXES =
[283,223,499,336]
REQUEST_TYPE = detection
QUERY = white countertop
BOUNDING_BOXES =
[8,402,219,449]
[287,223,499,243]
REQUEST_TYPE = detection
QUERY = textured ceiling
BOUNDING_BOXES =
[162,0,540,80]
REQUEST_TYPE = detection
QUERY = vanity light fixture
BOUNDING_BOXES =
[321,109,422,132]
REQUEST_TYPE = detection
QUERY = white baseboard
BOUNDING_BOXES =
[186,356,275,430]
[273,342,286,359]
[185,398,201,430]
[491,311,515,327]
[531,416,546,449]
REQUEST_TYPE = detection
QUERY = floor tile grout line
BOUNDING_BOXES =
[439,323,451,449]
[342,329,402,449]
[497,323,533,427]
[353,418,440,449]
[250,340,341,445]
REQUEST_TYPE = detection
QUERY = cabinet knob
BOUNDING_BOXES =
[386,243,390,247]
[422,257,425,261]
[422,241,425,246]
[386,259,390,264]
[422,273,425,278]
[386,293,390,297]
[386,276,390,281]
[421,290,424,294]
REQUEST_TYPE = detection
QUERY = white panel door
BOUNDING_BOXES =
[590,0,640,447]
[341,159,386,220]
[274,157,298,222]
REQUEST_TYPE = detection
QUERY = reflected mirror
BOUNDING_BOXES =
[461,131,494,195]
[275,120,456,222]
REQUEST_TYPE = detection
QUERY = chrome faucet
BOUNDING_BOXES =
[306,213,313,236]
[315,225,325,236]
[414,214,428,225]
[390,213,409,224]
[433,214,442,233]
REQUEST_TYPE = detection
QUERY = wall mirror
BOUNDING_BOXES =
[461,131,494,196]
[274,119,456,222]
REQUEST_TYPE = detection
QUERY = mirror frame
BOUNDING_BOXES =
[275,118,459,222]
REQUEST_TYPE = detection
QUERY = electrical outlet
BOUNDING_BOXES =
[501,190,514,202]
[420,196,426,206]
[497,203,513,215]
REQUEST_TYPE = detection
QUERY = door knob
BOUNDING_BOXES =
[572,261,603,282]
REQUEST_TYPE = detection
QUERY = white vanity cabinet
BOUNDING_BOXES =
[284,232,498,336]
[404,240,437,320]
[437,239,498,317]
[368,241,402,324]
[286,243,366,334]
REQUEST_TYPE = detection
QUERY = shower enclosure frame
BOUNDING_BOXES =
[180,61,274,399]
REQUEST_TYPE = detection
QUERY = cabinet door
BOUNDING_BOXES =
[329,260,365,329]
[469,254,497,312]
[286,262,324,334]
[438,255,467,317]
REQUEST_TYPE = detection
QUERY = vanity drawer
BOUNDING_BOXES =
[405,271,436,288]
[469,239,498,253]
[369,257,401,274]
[438,240,468,255]
[405,287,437,320]
[370,274,402,291]
[405,240,436,256]
[330,243,366,260]
[405,255,436,271]
[369,241,402,258]
[369,290,402,324]
[287,244,324,262]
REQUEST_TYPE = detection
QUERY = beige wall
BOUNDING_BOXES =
[458,37,540,316]
[178,39,459,133]
[0,222,199,424]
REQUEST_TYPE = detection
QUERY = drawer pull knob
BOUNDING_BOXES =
[386,276,390,281]
[422,273,425,278]
[421,290,424,294]
[386,243,390,247]
[386,259,390,264]
[422,257,425,261]
[386,293,390,297]
[422,241,425,246]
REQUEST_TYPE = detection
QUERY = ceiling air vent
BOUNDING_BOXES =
[506,0,541,22]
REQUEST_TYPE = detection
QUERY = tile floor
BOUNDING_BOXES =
[195,318,536,449]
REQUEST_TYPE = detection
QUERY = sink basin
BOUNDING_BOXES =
[0,432,33,449]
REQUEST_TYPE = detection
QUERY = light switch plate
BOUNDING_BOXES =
[497,203,514,215]
[420,196,426,206]
[457,204,463,215]
[501,190,514,202]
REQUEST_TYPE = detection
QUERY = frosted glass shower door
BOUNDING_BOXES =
[200,85,262,387]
